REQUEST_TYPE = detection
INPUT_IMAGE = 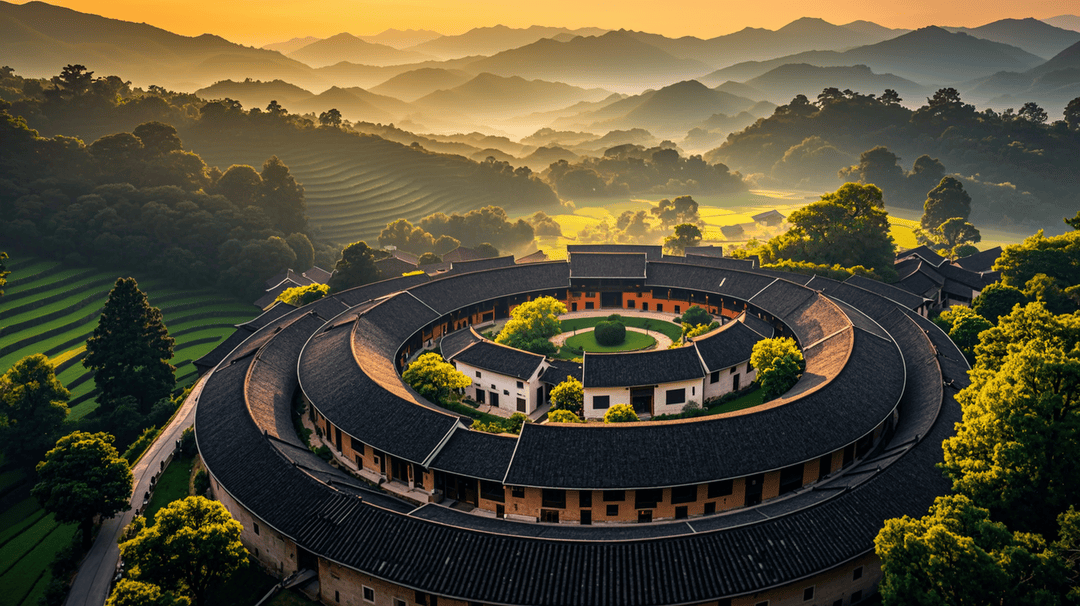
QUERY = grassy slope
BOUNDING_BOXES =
[0,253,256,606]
[183,128,555,246]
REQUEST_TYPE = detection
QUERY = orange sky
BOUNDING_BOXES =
[26,0,1077,46]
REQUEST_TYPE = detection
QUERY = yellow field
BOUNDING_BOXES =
[521,189,1031,256]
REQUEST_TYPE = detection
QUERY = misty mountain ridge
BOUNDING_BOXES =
[369,67,473,101]
[744,64,929,104]
[262,36,320,55]
[465,30,711,91]
[360,28,443,49]
[1043,15,1080,33]
[414,73,613,118]
[407,24,609,60]
[195,79,316,110]
[287,33,433,67]
[965,39,1080,109]
[944,18,1080,60]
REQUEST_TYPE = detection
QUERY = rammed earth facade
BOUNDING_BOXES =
[195,246,967,606]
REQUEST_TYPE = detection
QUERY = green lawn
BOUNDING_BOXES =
[143,454,195,522]
[706,389,765,415]
[559,316,683,341]
[562,331,657,355]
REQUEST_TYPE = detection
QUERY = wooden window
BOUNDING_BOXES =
[253,522,260,535]
[580,510,592,525]
[851,591,863,603]
[542,489,566,509]
[710,370,720,384]
[480,481,505,503]
[335,591,339,603]
[637,510,653,523]
[516,381,524,389]
[704,502,716,514]
[394,599,406,606]
[579,490,592,508]
[475,371,481,378]
[853,566,863,580]
[511,486,525,498]
[675,506,688,520]
[671,485,697,504]
[606,504,619,516]
[708,479,733,498]
[363,587,375,603]
[635,488,662,509]
[603,490,624,501]
[593,395,610,409]
[803,586,814,601]
[666,388,686,405]
[540,509,560,523]
[779,463,804,495]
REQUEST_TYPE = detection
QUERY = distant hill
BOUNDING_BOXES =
[945,18,1080,59]
[195,79,315,111]
[408,24,609,60]
[744,64,929,104]
[549,80,761,138]
[624,17,906,70]
[288,33,432,67]
[520,145,580,169]
[700,27,1044,87]
[464,31,710,91]
[0,0,320,89]
[369,67,473,101]
[311,56,479,90]
[967,40,1080,111]
[262,36,321,54]
[360,28,442,49]
[413,73,612,118]
[292,86,413,123]
[1043,15,1080,33]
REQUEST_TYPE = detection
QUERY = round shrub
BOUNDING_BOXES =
[604,404,639,423]
[593,320,626,346]
[547,409,583,423]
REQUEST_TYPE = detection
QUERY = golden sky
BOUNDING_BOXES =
[27,0,1077,46]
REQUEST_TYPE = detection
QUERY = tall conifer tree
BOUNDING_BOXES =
[84,278,175,412]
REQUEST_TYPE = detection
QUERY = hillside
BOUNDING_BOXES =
[292,85,413,123]
[413,73,612,118]
[463,30,710,91]
[288,33,432,67]
[1044,15,1080,32]
[700,27,1044,88]
[0,0,320,89]
[744,64,929,104]
[195,79,315,111]
[970,39,1080,109]
[178,125,559,244]
[360,28,442,49]
[409,24,608,59]
[945,18,1080,60]
[625,18,905,69]
[262,36,321,54]
[369,67,473,101]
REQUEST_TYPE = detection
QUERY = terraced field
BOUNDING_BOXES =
[182,128,557,245]
[0,253,255,606]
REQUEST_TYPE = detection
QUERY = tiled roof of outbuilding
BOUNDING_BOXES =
[843,274,928,310]
[569,252,647,278]
[582,345,705,388]
[955,246,1002,273]
[567,244,663,259]
[450,338,546,381]
[691,318,766,372]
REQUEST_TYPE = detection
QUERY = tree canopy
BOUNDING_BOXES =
[756,183,896,277]
[402,353,471,405]
[547,409,583,423]
[663,223,703,255]
[327,241,381,293]
[972,283,1028,323]
[875,495,1077,606]
[274,283,328,307]
[549,376,583,416]
[921,176,973,230]
[119,496,246,606]
[32,431,132,549]
[0,353,70,465]
[107,579,190,606]
[750,337,804,401]
[84,278,175,413]
[495,296,566,356]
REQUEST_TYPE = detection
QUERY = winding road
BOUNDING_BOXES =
[64,375,208,606]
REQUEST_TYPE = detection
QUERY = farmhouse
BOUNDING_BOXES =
[196,247,965,606]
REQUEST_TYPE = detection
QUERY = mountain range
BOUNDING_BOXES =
[286,33,433,67]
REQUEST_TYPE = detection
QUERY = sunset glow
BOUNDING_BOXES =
[25,0,1074,45]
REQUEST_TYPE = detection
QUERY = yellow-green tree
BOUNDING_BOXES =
[402,352,471,404]
[750,337,804,400]
[547,409,583,423]
[274,283,328,307]
[107,579,190,606]
[549,376,583,416]
[604,404,639,423]
[119,496,246,606]
[495,296,566,356]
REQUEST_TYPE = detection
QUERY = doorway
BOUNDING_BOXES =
[631,387,653,417]
[745,473,764,506]
[490,391,500,408]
